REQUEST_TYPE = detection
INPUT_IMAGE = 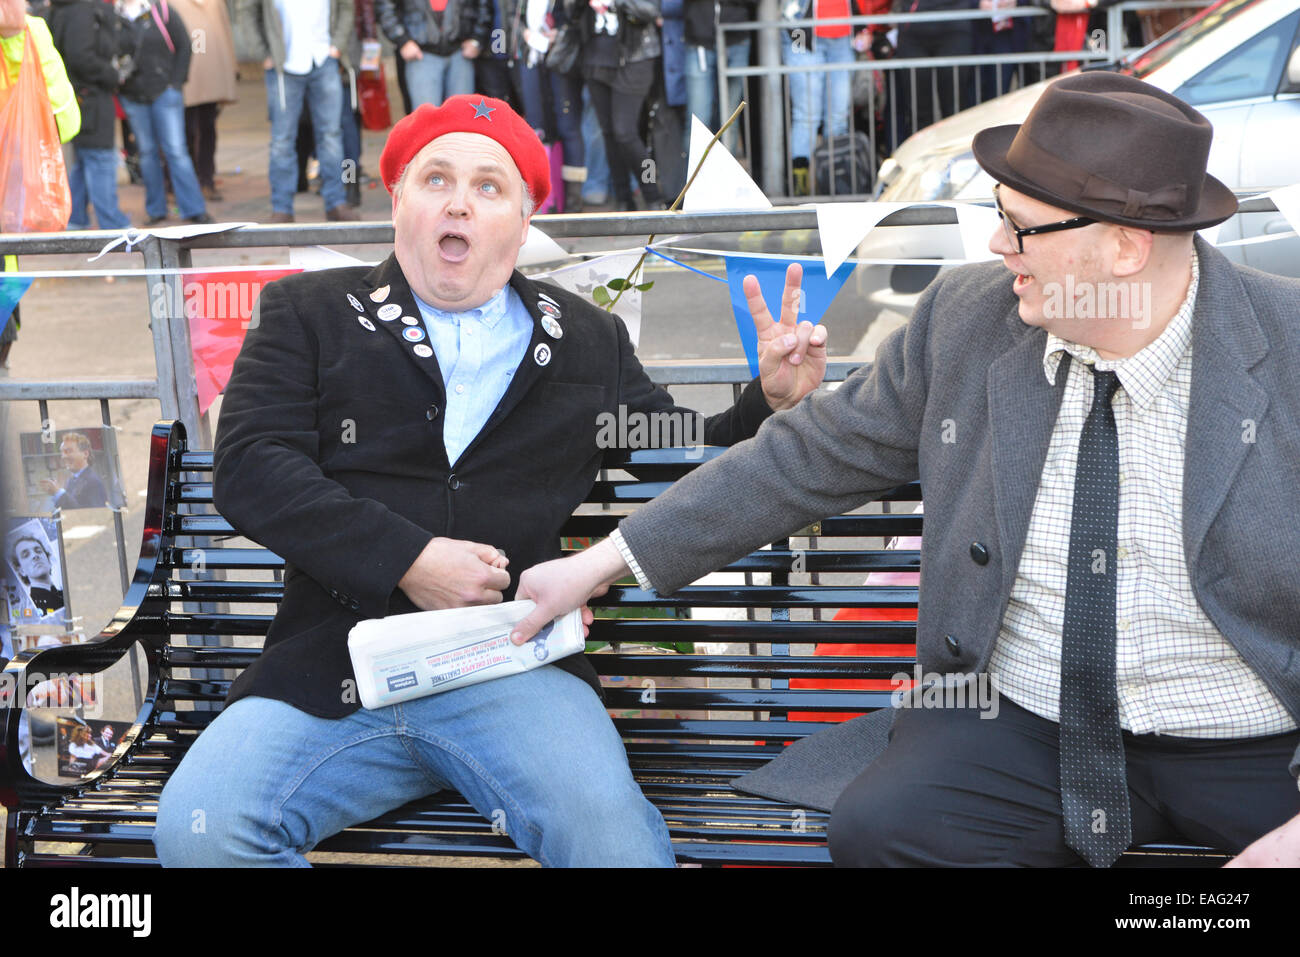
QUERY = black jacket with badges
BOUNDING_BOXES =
[215,255,775,718]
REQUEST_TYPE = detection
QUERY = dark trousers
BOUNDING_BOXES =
[476,55,520,111]
[516,60,584,168]
[585,59,659,206]
[185,102,219,190]
[828,696,1300,866]
[892,25,973,147]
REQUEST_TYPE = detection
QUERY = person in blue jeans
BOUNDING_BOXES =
[237,0,358,222]
[376,0,486,109]
[681,0,753,153]
[116,0,210,224]
[48,0,131,230]
[781,0,860,196]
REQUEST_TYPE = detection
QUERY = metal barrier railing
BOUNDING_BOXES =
[716,0,1213,198]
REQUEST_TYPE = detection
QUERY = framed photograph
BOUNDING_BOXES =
[18,426,126,514]
[4,517,66,627]
[55,716,128,778]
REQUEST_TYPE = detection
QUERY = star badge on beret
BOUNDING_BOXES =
[471,98,496,121]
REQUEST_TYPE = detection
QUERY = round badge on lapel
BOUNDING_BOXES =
[413,344,433,358]
[541,316,563,339]
[346,293,365,313]
[403,326,426,343]
[401,315,419,326]
[537,290,560,307]
[357,316,376,331]
[538,301,561,319]
[369,284,391,303]
[534,343,552,367]
[378,303,402,322]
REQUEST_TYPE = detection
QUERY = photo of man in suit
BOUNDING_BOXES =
[152,93,829,867]
[6,526,64,620]
[513,73,1300,867]
[38,432,109,511]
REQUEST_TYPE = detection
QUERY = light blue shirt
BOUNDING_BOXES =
[274,0,332,74]
[411,285,535,467]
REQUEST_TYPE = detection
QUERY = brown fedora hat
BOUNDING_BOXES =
[972,72,1237,231]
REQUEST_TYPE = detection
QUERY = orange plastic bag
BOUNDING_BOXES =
[0,25,72,232]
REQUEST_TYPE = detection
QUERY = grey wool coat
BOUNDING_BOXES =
[617,236,1300,813]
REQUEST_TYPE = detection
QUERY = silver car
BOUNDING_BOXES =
[866,0,1300,314]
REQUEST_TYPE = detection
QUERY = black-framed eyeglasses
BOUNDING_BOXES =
[993,184,1097,254]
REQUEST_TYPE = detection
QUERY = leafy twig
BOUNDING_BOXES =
[598,101,749,313]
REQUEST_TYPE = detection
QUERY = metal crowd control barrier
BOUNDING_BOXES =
[720,0,1212,198]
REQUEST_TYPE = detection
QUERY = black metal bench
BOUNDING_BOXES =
[0,420,1227,867]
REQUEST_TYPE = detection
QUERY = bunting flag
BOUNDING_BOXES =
[184,268,303,413]
[952,203,1002,262]
[0,274,34,324]
[1268,182,1300,238]
[684,115,771,213]
[723,254,854,377]
[816,202,907,276]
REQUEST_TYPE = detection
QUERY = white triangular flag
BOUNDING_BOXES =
[1267,183,1300,239]
[953,203,1002,262]
[535,251,646,346]
[517,224,570,267]
[289,245,369,270]
[816,202,908,277]
[684,115,771,213]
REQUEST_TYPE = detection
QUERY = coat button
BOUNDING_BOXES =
[969,541,989,565]
[945,634,961,656]
[426,405,439,421]
[349,599,361,611]
[447,473,460,490]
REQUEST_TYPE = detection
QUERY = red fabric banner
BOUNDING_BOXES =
[185,268,302,413]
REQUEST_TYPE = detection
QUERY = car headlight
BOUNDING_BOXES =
[917,152,983,201]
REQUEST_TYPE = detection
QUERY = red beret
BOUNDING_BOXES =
[380,95,550,207]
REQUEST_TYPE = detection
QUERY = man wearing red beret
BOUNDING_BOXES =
[152,95,829,867]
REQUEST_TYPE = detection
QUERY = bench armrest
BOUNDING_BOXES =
[0,422,182,807]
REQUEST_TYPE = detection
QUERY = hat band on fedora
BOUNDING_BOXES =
[1006,133,1188,222]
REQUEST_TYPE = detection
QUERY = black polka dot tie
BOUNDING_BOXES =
[1060,367,1131,867]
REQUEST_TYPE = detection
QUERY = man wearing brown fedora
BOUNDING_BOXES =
[511,72,1300,866]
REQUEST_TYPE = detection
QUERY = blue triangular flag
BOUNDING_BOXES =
[0,275,34,325]
[723,255,854,377]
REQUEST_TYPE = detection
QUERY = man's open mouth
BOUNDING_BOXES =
[1013,272,1034,292]
[438,231,471,262]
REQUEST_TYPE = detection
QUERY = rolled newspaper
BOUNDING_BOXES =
[348,600,585,710]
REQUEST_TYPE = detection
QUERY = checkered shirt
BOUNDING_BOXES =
[989,250,1296,737]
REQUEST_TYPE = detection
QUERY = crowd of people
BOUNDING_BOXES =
[3,0,1200,234]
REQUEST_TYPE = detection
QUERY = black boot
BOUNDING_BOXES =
[564,181,583,213]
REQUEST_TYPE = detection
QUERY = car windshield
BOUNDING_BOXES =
[1119,0,1266,76]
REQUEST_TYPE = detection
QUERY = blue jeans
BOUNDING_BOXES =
[119,86,207,220]
[683,39,751,151]
[582,84,611,203]
[781,32,853,160]
[153,665,675,867]
[403,50,475,108]
[67,145,130,230]
[266,59,346,213]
